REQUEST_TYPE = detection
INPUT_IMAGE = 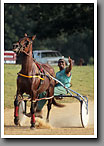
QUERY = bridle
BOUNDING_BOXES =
[13,37,33,56]
[13,37,54,81]
[19,39,33,56]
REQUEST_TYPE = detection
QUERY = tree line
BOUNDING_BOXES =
[5,3,94,65]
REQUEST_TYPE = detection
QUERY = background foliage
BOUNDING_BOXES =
[5,3,94,64]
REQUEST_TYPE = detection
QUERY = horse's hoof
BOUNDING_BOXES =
[30,123,35,129]
[26,112,31,117]
[46,119,49,123]
[14,117,19,125]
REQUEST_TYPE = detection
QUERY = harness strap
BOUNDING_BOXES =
[35,62,44,73]
[18,73,44,80]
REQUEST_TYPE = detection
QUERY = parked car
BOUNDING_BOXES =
[32,50,69,65]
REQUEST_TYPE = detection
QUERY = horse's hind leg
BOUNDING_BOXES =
[46,99,52,122]
[30,101,35,128]
[46,83,55,122]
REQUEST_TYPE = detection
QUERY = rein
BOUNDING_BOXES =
[18,95,54,103]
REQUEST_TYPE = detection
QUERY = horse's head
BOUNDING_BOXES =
[13,33,36,55]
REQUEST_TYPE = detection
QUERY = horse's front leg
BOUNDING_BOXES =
[14,94,21,125]
[30,101,36,128]
[30,89,38,129]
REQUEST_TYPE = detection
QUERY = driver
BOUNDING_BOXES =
[54,56,72,96]
[35,56,73,118]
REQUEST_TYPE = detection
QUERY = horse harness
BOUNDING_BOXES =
[17,37,52,93]
[18,61,51,94]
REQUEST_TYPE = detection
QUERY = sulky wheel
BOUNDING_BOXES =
[80,100,89,128]
[18,100,27,126]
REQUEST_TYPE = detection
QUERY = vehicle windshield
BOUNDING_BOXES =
[41,51,61,57]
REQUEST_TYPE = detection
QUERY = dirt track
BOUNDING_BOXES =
[4,101,94,136]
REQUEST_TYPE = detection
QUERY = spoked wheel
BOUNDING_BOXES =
[80,100,89,128]
[18,100,27,126]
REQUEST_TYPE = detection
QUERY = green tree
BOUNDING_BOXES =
[4,3,94,64]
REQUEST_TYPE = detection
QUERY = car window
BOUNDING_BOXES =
[41,52,61,57]
[56,52,62,56]
[32,52,41,58]
[37,52,40,57]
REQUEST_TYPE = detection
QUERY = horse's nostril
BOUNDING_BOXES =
[13,45,19,53]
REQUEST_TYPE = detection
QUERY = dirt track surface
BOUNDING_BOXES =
[4,101,94,136]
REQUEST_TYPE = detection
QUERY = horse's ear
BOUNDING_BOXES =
[32,35,36,41]
[24,33,27,37]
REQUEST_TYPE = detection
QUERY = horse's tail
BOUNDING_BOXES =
[52,98,65,107]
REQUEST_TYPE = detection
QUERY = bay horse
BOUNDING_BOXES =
[13,34,64,128]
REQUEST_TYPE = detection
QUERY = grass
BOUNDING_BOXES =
[4,64,94,108]
[4,64,21,108]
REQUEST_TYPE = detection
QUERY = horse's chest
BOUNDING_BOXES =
[17,76,32,89]
[17,76,40,92]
